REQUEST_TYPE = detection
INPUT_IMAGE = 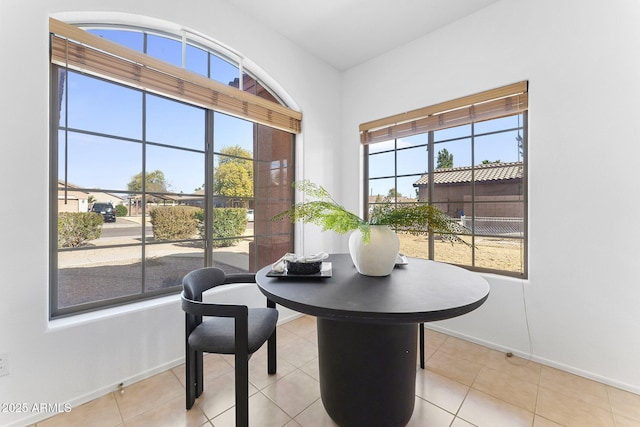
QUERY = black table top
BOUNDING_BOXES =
[256,253,490,324]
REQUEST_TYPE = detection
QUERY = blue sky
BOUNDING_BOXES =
[58,28,254,195]
[59,28,523,200]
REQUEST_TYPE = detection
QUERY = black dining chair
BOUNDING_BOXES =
[181,267,278,427]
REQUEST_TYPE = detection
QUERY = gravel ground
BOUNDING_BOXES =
[398,233,524,274]
[57,255,245,308]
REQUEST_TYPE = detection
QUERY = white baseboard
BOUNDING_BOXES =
[6,312,305,427]
[5,357,184,427]
[425,324,640,396]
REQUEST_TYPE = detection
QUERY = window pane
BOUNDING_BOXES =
[61,132,142,191]
[144,242,204,292]
[368,151,395,178]
[186,44,208,77]
[471,207,524,236]
[397,176,421,200]
[213,236,253,273]
[211,54,239,86]
[434,137,471,169]
[147,34,182,67]
[397,146,427,176]
[214,112,254,157]
[398,233,428,259]
[434,235,472,266]
[66,72,142,139]
[368,177,396,200]
[146,94,206,150]
[241,74,279,102]
[57,246,143,308]
[213,154,254,202]
[474,237,524,273]
[432,180,472,218]
[254,80,278,102]
[475,129,523,165]
[146,145,205,195]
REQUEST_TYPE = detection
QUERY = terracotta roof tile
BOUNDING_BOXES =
[413,161,523,186]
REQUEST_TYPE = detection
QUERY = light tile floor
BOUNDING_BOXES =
[35,316,640,427]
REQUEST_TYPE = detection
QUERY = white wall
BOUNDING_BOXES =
[0,1,341,426]
[341,0,640,394]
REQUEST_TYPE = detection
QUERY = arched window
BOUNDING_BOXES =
[50,18,301,317]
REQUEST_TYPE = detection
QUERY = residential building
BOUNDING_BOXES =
[413,161,524,218]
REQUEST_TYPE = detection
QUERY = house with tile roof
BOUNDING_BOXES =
[413,161,523,218]
[57,180,125,213]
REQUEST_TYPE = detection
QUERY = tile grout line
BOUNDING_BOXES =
[606,386,619,427]
[532,357,543,425]
[111,390,126,426]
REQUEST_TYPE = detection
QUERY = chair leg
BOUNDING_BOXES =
[419,323,425,369]
[268,328,277,375]
[195,350,204,398]
[235,354,249,427]
[267,299,277,375]
[186,346,197,409]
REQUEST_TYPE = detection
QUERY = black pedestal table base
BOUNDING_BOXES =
[317,318,418,427]
[255,254,490,427]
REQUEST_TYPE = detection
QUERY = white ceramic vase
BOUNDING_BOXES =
[348,225,400,276]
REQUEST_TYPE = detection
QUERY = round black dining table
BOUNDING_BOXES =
[256,253,490,427]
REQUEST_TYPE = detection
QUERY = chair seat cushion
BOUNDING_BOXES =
[188,308,278,354]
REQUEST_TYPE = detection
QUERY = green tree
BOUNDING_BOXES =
[127,170,169,202]
[387,188,402,198]
[481,159,502,164]
[436,148,453,169]
[213,146,253,204]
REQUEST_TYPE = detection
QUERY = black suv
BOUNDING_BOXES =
[91,202,116,222]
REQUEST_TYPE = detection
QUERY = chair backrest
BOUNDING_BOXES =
[182,267,227,302]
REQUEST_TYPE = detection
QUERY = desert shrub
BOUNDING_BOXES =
[115,204,128,217]
[58,212,103,248]
[196,207,248,247]
[149,206,200,240]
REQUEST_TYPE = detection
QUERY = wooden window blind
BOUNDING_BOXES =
[49,18,302,134]
[359,81,527,144]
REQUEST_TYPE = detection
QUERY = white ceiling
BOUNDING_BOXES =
[222,0,500,70]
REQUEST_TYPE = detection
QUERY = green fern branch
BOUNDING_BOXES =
[272,180,467,245]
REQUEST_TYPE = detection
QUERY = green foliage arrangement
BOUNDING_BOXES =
[273,180,465,244]
[58,212,103,248]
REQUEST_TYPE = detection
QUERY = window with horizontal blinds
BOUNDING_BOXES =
[363,82,528,277]
[49,17,302,134]
[360,81,528,145]
[50,20,296,318]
